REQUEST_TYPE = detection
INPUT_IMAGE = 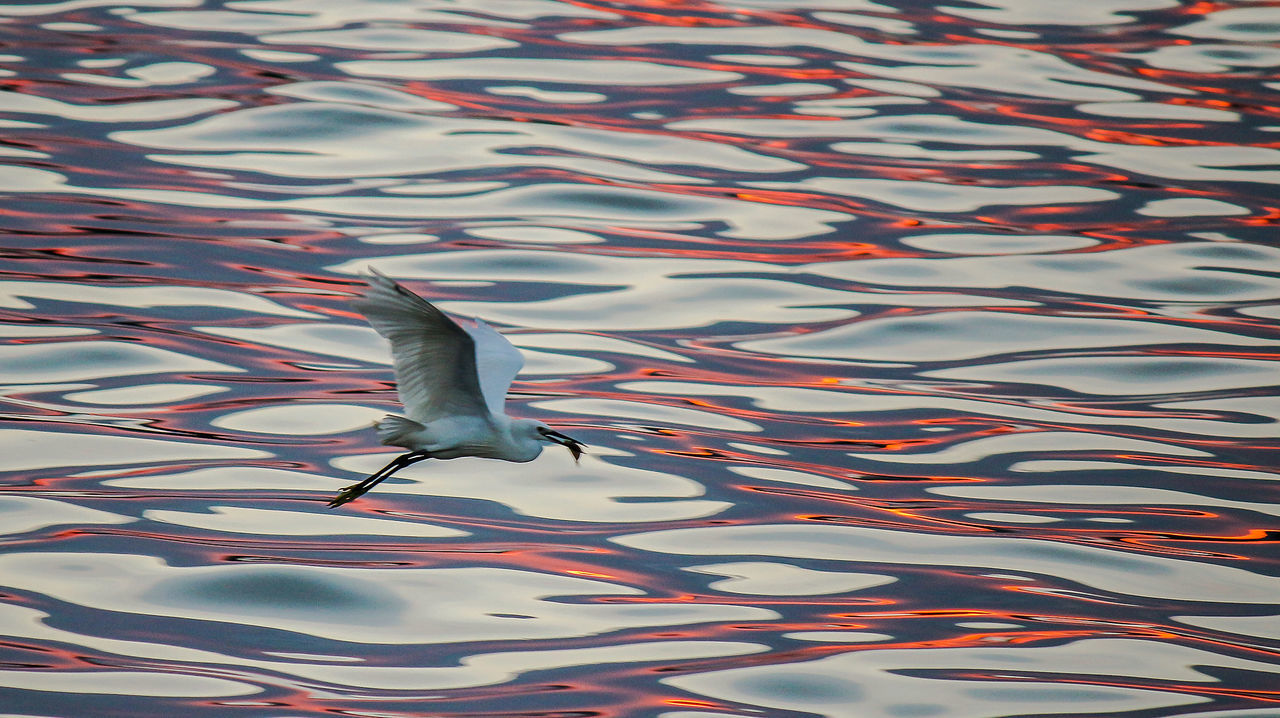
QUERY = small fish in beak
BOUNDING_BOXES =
[541,428,586,462]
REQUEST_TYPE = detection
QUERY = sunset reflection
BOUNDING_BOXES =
[0,0,1277,715]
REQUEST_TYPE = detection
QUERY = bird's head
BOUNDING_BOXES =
[533,422,586,462]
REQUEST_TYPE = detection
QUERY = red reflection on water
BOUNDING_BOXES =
[3,0,1279,713]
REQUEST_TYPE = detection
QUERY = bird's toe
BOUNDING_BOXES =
[328,487,363,508]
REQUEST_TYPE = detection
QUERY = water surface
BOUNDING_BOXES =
[1,0,1278,716]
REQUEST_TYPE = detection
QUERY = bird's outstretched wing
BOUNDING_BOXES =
[462,317,525,417]
[354,270,500,423]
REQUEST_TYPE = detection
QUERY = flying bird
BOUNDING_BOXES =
[329,269,586,508]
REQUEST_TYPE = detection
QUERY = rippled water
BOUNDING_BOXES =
[2,0,1279,716]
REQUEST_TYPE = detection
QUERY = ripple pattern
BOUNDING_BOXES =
[0,0,1277,716]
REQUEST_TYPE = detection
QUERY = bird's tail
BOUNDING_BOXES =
[375,415,426,447]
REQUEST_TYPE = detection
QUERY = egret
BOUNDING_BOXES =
[328,269,586,508]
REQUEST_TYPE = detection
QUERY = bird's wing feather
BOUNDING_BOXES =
[462,318,524,417]
[353,270,490,423]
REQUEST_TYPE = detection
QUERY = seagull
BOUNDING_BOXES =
[328,269,586,508]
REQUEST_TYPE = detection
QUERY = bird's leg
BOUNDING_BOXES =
[328,451,432,508]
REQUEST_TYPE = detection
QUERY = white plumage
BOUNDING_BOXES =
[329,269,585,508]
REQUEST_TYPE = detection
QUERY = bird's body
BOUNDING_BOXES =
[374,414,543,462]
[329,270,584,508]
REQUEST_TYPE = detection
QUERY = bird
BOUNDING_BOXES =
[328,269,586,508]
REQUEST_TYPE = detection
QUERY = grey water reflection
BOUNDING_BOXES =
[1,0,1278,716]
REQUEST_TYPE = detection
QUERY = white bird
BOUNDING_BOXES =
[329,269,585,508]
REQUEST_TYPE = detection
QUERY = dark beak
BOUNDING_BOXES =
[543,429,586,462]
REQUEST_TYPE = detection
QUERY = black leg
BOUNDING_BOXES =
[328,451,431,508]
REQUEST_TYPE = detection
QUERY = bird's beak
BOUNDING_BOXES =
[543,430,586,462]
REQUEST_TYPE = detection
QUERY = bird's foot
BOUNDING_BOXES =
[328,483,372,508]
